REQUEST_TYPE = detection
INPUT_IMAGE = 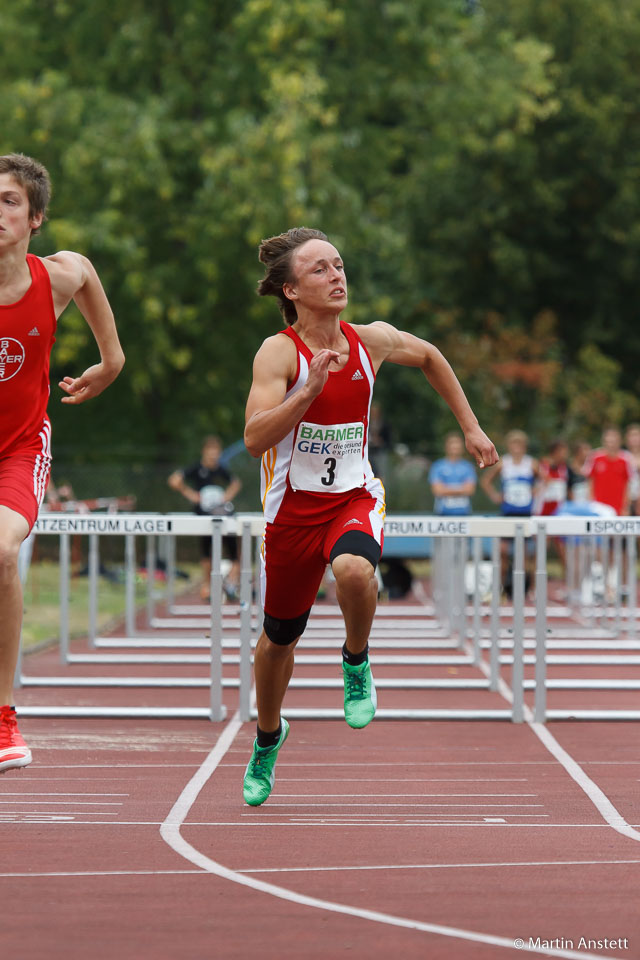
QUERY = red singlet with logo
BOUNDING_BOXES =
[260,321,384,525]
[0,254,56,457]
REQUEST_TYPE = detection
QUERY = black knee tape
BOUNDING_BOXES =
[263,609,311,646]
[329,530,381,570]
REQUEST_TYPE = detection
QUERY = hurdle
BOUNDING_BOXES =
[15,512,640,723]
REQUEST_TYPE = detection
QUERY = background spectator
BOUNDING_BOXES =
[624,423,640,515]
[168,436,242,601]
[583,427,635,516]
[429,432,477,516]
[536,439,569,516]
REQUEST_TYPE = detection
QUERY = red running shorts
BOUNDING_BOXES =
[0,423,52,531]
[261,486,385,620]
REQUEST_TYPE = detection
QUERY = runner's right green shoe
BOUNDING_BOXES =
[343,658,377,728]
[243,719,289,806]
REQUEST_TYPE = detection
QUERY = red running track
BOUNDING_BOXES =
[2,588,640,960]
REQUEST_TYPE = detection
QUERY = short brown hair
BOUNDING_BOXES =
[257,227,328,325]
[0,153,51,229]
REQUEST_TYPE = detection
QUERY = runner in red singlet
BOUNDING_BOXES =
[0,154,124,773]
[241,227,498,806]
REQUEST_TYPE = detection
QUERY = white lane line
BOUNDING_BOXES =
[0,800,122,806]
[34,764,204,769]
[160,713,611,960]
[3,859,639,880]
[464,633,640,844]
[237,858,640,875]
[0,811,120,817]
[246,813,550,818]
[221,761,567,767]
[3,810,640,824]
[528,722,640,844]
[0,792,128,797]
[0,869,207,878]
[273,793,537,798]
[265,803,544,808]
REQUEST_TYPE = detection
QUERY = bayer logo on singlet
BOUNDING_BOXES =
[0,338,25,381]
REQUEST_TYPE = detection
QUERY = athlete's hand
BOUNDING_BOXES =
[464,426,499,470]
[304,349,341,399]
[59,361,121,404]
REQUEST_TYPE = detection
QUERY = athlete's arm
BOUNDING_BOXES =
[357,321,498,469]
[44,251,124,405]
[244,335,340,458]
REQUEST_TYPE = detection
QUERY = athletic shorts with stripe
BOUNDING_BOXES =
[261,486,385,621]
[0,421,52,531]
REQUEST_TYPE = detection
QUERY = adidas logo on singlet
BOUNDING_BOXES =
[351,369,363,381]
[28,327,40,336]
[345,517,363,525]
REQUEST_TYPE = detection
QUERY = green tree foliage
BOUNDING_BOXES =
[1,0,638,468]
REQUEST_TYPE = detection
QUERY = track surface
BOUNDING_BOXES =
[3,586,640,960]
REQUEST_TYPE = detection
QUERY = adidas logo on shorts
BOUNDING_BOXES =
[28,327,40,336]
[351,369,364,381]
[345,517,363,525]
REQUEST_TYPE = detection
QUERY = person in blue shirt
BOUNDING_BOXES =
[429,433,477,515]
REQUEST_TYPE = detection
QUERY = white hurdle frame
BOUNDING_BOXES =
[15,512,640,723]
[17,513,237,721]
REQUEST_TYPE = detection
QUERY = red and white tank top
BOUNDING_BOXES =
[0,254,56,457]
[261,321,384,524]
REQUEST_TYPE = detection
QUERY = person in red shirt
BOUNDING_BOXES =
[536,439,570,516]
[0,154,124,773]
[583,427,635,515]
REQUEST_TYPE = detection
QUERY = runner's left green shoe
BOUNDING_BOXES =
[243,719,289,806]
[343,658,377,728]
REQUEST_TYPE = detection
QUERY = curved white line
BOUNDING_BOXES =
[160,711,611,960]
[463,632,640,843]
[528,721,640,843]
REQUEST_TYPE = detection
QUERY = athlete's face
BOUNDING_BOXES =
[284,239,348,315]
[0,174,42,246]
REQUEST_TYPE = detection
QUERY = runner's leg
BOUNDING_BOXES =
[253,632,300,733]
[332,553,378,656]
[0,506,30,704]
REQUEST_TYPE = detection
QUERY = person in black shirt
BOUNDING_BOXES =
[168,436,242,600]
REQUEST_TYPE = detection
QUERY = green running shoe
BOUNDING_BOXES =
[243,719,289,806]
[343,658,377,728]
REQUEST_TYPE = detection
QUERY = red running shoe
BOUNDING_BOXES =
[0,706,32,773]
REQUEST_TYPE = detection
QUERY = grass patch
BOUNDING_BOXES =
[21,560,200,651]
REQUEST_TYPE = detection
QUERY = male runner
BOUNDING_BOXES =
[0,153,124,773]
[242,227,497,805]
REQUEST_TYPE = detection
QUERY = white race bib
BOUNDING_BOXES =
[504,479,532,508]
[544,479,567,503]
[289,420,366,493]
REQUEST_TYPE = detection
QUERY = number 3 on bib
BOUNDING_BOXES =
[289,420,366,494]
[321,457,337,486]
